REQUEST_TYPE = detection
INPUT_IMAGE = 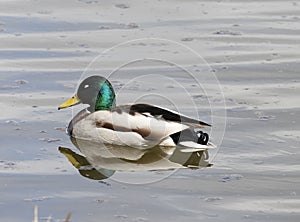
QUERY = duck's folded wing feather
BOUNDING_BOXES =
[89,109,189,141]
[112,104,211,128]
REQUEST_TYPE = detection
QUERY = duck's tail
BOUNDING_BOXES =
[170,128,216,152]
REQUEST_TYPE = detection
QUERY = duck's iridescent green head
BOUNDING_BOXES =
[58,76,116,112]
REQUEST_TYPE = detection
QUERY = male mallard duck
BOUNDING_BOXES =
[58,76,215,151]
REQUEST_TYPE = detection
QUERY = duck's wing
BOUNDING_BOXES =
[82,104,211,147]
[113,104,211,128]
[88,108,188,144]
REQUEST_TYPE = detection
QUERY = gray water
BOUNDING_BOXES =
[0,0,300,221]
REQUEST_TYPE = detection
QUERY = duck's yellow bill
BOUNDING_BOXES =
[58,94,81,110]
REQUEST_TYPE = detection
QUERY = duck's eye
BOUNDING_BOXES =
[84,84,89,89]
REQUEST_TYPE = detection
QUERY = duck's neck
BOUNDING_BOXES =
[93,81,116,111]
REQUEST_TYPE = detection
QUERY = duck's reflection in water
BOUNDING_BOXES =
[59,137,212,181]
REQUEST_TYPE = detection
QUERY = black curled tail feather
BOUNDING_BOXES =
[170,129,209,145]
[196,131,209,145]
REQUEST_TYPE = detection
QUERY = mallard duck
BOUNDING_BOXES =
[58,76,215,151]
